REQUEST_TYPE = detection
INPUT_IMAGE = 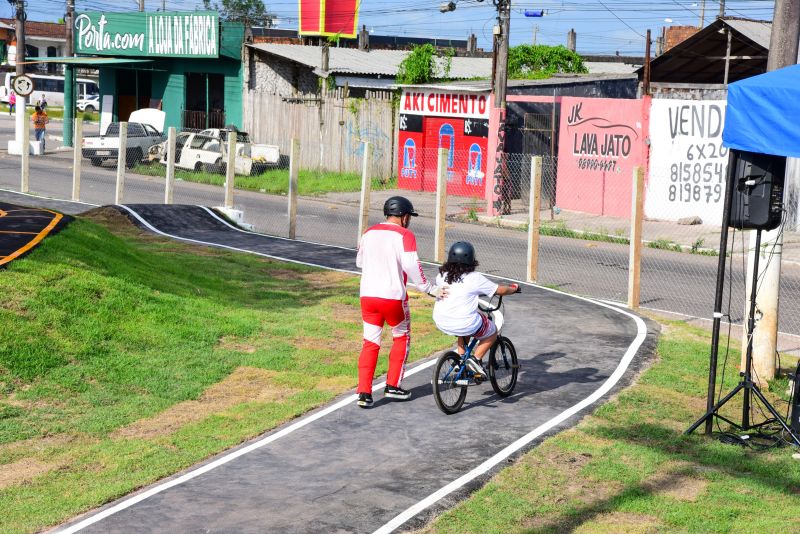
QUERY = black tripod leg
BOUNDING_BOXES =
[750,387,800,446]
[685,382,745,435]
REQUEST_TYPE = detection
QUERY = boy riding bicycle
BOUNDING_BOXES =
[432,242,519,379]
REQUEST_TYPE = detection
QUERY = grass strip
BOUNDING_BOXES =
[418,318,800,533]
[0,209,450,533]
[132,163,397,196]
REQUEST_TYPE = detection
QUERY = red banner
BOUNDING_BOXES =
[299,0,360,38]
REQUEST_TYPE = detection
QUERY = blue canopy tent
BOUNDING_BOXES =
[723,63,800,158]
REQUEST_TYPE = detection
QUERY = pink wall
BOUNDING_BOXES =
[555,97,647,218]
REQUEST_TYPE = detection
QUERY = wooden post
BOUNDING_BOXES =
[627,166,645,310]
[526,156,543,282]
[115,122,128,204]
[72,118,82,201]
[288,138,299,239]
[20,113,29,193]
[435,148,448,263]
[224,130,236,209]
[164,127,176,204]
[358,141,373,243]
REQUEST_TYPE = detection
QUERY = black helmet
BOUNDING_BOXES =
[447,241,476,265]
[383,196,418,217]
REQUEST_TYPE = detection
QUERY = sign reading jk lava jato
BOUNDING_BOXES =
[75,12,219,58]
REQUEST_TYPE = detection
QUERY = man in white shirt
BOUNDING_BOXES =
[355,196,443,407]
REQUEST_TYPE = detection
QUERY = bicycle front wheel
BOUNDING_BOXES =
[433,351,468,414]
[488,336,518,397]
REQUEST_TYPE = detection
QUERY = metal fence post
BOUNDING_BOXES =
[115,122,128,205]
[20,114,29,193]
[627,166,645,310]
[224,130,236,208]
[435,148,448,263]
[288,138,300,239]
[72,118,82,202]
[164,126,176,204]
[527,156,543,282]
[358,141,373,244]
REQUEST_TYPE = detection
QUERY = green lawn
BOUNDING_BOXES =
[0,104,98,122]
[0,209,450,533]
[133,163,397,196]
[419,319,800,533]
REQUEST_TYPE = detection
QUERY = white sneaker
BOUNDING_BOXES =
[467,357,487,378]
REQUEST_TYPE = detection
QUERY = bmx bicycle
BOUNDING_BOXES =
[432,294,519,414]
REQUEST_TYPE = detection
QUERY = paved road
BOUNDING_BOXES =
[2,151,800,338]
[52,204,656,534]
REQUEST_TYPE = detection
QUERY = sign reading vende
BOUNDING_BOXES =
[400,89,490,120]
[75,12,219,58]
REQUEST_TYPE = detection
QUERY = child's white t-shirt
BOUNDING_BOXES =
[432,271,498,336]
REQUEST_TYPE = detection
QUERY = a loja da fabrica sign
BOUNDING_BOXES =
[75,12,219,58]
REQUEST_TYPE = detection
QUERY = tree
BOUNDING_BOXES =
[396,44,454,85]
[203,0,275,28]
[507,44,587,79]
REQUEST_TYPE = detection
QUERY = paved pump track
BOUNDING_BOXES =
[0,202,72,267]
[51,204,658,534]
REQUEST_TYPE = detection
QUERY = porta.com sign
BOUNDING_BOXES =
[75,12,219,58]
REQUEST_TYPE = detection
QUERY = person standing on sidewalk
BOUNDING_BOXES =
[31,106,48,153]
[8,91,15,115]
[355,196,445,408]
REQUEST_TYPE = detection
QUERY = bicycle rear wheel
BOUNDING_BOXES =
[433,351,468,414]
[488,336,518,397]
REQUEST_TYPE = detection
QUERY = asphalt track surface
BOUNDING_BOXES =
[0,202,71,267]
[49,204,658,534]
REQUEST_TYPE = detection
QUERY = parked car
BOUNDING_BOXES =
[148,128,280,176]
[82,109,166,168]
[77,95,100,112]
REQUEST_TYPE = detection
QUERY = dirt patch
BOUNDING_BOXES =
[331,303,360,324]
[82,207,146,237]
[640,463,708,502]
[573,511,662,533]
[112,367,298,440]
[299,270,354,289]
[0,457,60,490]
[216,336,258,354]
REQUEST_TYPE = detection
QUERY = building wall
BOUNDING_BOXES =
[247,49,318,96]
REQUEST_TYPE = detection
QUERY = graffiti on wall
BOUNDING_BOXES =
[345,120,390,163]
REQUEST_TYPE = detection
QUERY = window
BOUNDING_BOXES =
[128,124,146,137]
[143,124,160,137]
[176,133,190,147]
[190,135,212,149]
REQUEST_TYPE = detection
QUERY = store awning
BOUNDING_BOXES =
[21,56,164,72]
[21,56,154,66]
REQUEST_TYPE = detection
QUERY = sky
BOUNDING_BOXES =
[15,0,777,56]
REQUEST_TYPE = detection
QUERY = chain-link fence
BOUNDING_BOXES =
[5,122,800,339]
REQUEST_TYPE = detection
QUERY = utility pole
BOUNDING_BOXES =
[14,0,26,151]
[139,0,145,11]
[719,0,725,18]
[64,0,75,147]
[489,0,511,215]
[699,0,706,27]
[532,24,539,45]
[743,0,800,384]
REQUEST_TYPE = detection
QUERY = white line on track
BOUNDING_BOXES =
[55,204,647,534]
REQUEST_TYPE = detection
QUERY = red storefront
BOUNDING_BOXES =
[397,88,491,198]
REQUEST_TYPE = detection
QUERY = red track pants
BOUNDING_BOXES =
[358,296,411,394]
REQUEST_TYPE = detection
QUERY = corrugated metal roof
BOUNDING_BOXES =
[248,43,491,79]
[724,18,771,49]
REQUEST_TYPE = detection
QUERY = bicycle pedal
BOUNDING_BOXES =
[455,379,470,386]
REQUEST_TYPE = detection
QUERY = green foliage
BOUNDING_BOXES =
[396,44,454,85]
[508,44,588,80]
[202,0,275,27]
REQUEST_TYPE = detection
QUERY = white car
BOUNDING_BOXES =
[150,129,280,176]
[77,95,99,112]
[82,109,166,167]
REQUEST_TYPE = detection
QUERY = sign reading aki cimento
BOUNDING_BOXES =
[75,12,219,58]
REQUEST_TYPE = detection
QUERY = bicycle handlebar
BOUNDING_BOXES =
[478,284,521,313]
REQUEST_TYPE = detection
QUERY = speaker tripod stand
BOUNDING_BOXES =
[686,228,800,446]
